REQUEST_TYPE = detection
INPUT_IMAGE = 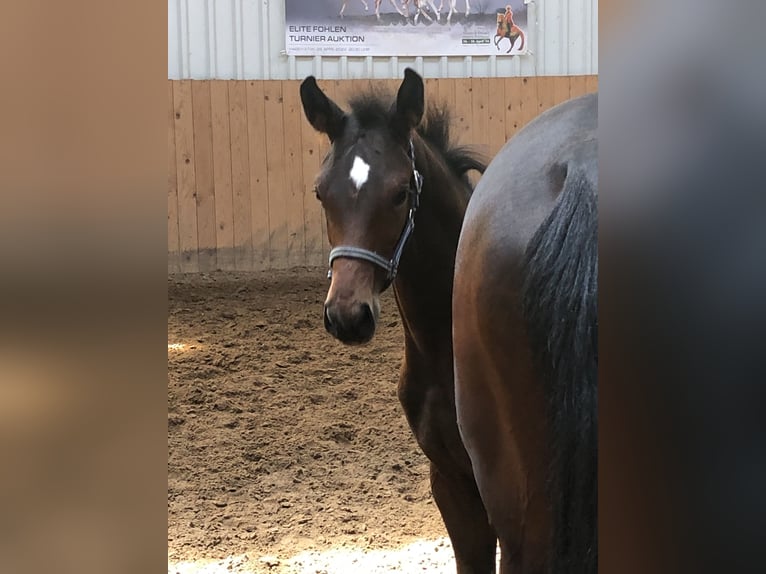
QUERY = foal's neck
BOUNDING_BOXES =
[392,140,469,353]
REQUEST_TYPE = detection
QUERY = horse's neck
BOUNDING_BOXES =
[393,146,468,352]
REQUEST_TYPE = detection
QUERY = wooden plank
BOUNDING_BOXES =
[552,76,572,107]
[569,75,588,99]
[381,78,401,103]
[351,78,374,100]
[228,81,253,270]
[518,76,539,133]
[437,78,456,120]
[211,80,235,270]
[191,81,217,272]
[585,75,599,94]
[425,78,440,110]
[245,80,271,270]
[263,80,289,269]
[281,80,306,268]
[536,76,557,115]
[504,77,523,141]
[300,86,325,268]
[173,80,199,273]
[452,77,472,145]
[470,76,490,157]
[424,77,442,151]
[168,81,180,274]
[486,77,507,159]
[333,79,356,115]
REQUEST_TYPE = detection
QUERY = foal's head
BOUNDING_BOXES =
[300,69,425,345]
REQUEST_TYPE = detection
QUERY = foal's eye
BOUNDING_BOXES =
[393,188,408,207]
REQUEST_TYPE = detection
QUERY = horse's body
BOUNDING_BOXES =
[400,0,471,23]
[400,0,439,23]
[453,93,598,573]
[339,0,369,18]
[300,70,499,573]
[339,0,405,20]
[441,0,471,24]
[495,12,525,52]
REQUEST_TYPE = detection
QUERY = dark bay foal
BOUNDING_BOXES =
[300,69,497,572]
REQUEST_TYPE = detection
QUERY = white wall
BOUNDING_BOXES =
[168,0,597,79]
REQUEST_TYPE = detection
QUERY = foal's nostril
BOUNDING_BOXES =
[359,303,375,334]
[324,305,334,332]
[361,303,373,324]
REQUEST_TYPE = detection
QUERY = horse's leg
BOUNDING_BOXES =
[430,463,497,574]
[389,0,406,16]
[465,0,471,17]
[446,0,455,24]
[416,2,433,22]
[340,1,346,17]
[453,254,552,573]
[426,0,440,21]
[453,344,550,574]
[401,0,412,21]
[361,0,369,10]
[399,361,497,573]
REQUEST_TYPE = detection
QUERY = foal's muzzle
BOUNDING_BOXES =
[324,302,376,345]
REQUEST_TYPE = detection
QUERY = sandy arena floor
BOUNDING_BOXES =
[168,269,494,573]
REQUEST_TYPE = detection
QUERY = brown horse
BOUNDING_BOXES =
[300,70,498,572]
[495,11,526,53]
[452,93,597,573]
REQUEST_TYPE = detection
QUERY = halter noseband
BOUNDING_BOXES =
[327,139,424,291]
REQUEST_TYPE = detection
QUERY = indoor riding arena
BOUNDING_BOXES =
[168,1,597,572]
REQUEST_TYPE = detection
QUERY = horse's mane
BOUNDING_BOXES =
[348,89,486,192]
[419,104,487,189]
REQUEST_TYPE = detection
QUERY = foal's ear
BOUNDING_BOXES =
[300,76,346,142]
[391,68,424,138]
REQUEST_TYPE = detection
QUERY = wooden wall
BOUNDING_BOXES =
[168,75,598,273]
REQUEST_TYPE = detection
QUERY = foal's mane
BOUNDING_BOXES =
[347,89,486,193]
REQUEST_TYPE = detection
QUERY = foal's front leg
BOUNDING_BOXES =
[399,367,497,573]
[430,462,498,574]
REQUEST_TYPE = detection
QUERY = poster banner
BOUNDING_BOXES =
[285,1,529,57]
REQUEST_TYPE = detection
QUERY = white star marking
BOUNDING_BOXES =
[349,156,370,190]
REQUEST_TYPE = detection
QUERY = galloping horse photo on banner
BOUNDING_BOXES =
[339,0,407,20]
[286,0,529,56]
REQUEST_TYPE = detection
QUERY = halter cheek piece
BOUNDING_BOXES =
[327,139,423,291]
